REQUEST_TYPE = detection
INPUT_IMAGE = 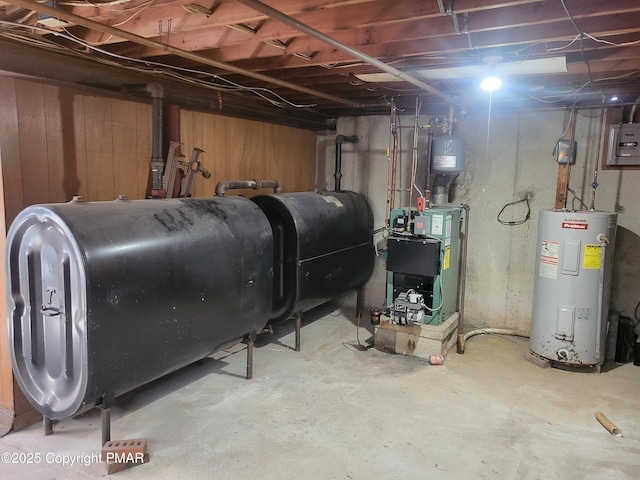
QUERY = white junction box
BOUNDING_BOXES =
[607,123,640,166]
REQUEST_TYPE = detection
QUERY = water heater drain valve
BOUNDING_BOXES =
[391,290,426,325]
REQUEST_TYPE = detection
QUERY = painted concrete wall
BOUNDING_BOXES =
[317,109,640,331]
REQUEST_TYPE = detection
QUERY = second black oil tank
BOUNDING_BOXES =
[252,191,374,323]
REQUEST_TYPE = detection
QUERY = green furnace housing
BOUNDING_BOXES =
[386,206,462,325]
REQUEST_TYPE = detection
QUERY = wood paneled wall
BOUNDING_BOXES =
[0,77,153,225]
[180,110,316,197]
[0,76,317,427]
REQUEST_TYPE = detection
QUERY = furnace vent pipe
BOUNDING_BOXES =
[334,135,359,191]
[215,179,281,196]
[147,83,165,197]
[122,83,166,197]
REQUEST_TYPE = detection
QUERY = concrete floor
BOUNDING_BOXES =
[1,305,639,479]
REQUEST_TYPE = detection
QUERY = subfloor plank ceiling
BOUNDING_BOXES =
[1,0,639,124]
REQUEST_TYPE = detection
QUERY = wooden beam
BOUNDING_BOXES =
[554,108,576,210]
[103,0,640,60]
[5,0,363,108]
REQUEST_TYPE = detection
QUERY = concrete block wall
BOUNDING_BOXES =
[317,109,640,333]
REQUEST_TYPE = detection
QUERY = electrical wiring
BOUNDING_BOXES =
[546,34,581,52]
[568,187,588,211]
[56,0,142,8]
[583,32,640,48]
[551,108,573,159]
[111,0,154,27]
[523,64,640,105]
[522,80,591,104]
[497,196,531,226]
[0,21,318,109]
[559,0,593,84]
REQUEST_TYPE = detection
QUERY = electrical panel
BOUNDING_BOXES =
[607,123,640,166]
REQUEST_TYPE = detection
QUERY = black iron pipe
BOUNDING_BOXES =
[215,179,281,196]
[334,134,359,191]
[144,83,165,196]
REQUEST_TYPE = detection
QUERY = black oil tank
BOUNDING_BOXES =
[6,196,273,420]
[252,191,374,323]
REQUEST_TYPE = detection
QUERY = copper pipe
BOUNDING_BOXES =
[389,100,399,212]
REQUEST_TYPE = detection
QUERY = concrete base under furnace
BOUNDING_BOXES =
[374,312,459,358]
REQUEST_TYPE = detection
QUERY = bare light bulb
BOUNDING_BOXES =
[481,75,502,92]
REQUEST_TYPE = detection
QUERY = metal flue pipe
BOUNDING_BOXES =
[334,135,359,191]
[236,0,452,103]
[6,0,361,109]
[146,83,165,198]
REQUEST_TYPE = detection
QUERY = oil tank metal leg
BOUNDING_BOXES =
[43,416,53,436]
[246,332,256,380]
[101,408,111,446]
[295,314,302,352]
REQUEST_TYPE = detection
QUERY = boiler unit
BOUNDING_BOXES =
[252,191,374,325]
[386,206,462,325]
[529,210,617,366]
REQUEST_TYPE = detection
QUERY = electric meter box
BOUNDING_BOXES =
[607,123,640,166]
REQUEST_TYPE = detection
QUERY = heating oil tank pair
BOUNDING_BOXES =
[5,190,374,424]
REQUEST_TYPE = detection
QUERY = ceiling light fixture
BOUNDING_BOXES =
[480,55,502,92]
[480,76,502,92]
[354,56,567,83]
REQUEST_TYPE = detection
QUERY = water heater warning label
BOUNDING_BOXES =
[539,240,559,279]
[583,244,602,269]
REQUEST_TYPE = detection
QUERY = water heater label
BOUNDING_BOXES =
[443,246,451,270]
[583,244,602,269]
[539,240,559,279]
[562,221,588,230]
[433,155,457,168]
